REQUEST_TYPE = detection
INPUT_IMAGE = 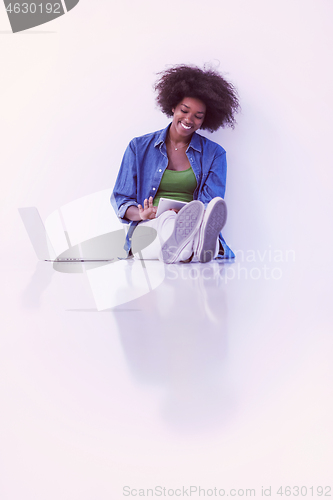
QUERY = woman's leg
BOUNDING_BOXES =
[193,198,227,263]
[132,210,177,260]
[160,201,205,263]
[133,202,204,263]
[133,198,226,263]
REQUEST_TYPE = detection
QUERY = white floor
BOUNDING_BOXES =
[1,247,332,500]
[1,0,333,497]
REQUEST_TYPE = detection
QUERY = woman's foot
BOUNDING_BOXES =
[160,201,204,263]
[195,198,227,263]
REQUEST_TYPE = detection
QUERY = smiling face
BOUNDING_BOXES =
[170,97,206,140]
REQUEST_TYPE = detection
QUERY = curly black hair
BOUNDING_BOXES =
[154,64,240,132]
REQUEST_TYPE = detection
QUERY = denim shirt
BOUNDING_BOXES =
[111,124,235,259]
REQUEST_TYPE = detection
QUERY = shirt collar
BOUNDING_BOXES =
[154,124,202,153]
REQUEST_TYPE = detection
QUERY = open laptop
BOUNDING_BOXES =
[19,207,128,262]
[19,207,157,263]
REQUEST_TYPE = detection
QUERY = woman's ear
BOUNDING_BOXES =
[172,108,174,114]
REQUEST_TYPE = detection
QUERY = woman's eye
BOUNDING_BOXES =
[181,110,187,114]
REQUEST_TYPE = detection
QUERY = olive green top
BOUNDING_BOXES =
[153,167,197,207]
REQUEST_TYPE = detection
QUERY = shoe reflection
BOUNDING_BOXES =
[112,261,235,433]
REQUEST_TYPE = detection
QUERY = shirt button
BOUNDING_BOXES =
[153,187,156,190]
[159,169,162,172]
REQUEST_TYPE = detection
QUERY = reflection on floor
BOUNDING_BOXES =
[2,256,332,498]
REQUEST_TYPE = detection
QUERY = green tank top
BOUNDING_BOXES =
[153,167,197,207]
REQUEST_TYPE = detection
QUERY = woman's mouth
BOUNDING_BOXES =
[180,122,192,130]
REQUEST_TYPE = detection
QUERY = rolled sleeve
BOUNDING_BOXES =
[117,200,138,220]
[111,140,139,223]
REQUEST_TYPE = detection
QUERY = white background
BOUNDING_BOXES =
[1,1,333,499]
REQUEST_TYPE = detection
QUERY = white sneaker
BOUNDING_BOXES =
[195,198,227,263]
[160,201,204,264]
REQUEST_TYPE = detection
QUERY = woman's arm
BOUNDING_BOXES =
[112,140,159,222]
[111,141,140,221]
[199,150,227,205]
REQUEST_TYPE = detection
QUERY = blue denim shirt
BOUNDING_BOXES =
[111,124,235,259]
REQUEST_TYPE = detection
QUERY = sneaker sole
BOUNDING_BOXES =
[160,201,204,264]
[197,199,227,263]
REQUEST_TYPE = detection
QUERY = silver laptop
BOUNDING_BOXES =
[19,207,156,262]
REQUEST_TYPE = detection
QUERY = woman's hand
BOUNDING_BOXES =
[138,197,157,220]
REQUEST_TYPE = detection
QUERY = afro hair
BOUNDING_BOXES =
[154,64,240,132]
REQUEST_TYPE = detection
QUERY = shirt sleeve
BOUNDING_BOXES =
[198,151,227,206]
[111,140,139,222]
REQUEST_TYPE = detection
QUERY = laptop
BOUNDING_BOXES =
[19,207,156,263]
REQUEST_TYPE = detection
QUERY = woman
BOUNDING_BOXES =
[111,65,239,263]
